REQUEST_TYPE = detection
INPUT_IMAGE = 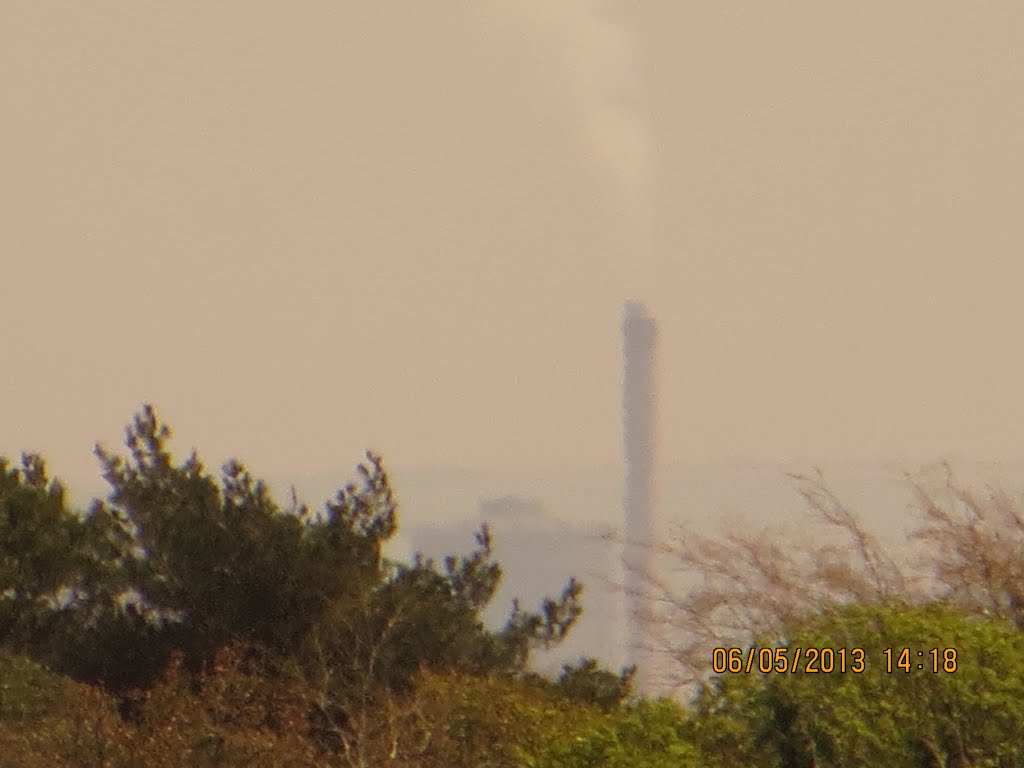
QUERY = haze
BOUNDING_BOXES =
[4,3,1024,503]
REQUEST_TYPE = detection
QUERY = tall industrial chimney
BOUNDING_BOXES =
[622,300,657,694]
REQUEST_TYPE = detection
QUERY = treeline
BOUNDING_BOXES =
[2,407,1024,766]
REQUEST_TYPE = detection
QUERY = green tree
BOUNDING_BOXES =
[0,455,81,645]
[1,405,615,765]
[524,657,636,711]
[537,697,698,768]
[299,523,584,763]
[690,602,1024,767]
[77,406,589,758]
[399,671,602,768]
[0,453,136,671]
[625,465,1024,692]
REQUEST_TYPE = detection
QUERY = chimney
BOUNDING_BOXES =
[622,300,656,694]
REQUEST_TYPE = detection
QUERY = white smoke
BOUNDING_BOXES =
[478,1,653,263]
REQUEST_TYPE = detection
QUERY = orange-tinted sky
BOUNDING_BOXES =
[3,3,1024,495]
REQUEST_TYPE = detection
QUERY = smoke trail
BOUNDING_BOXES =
[479,1,653,268]
[479,1,658,690]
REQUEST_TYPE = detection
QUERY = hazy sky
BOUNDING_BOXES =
[4,3,1024,496]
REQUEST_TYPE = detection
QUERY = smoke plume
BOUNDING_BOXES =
[479,1,653,267]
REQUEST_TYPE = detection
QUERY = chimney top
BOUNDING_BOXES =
[624,300,651,320]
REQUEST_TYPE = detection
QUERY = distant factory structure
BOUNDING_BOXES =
[408,301,661,693]
[293,292,940,700]
[398,301,661,694]
[406,494,625,677]
[622,300,658,694]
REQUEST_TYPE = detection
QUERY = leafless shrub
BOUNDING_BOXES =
[907,462,1024,628]
[611,463,1024,695]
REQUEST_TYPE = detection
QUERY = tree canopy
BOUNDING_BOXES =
[690,602,1024,767]
[7,407,1024,765]
[0,406,593,761]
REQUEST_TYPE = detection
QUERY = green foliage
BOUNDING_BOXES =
[0,651,699,768]
[691,602,1024,767]
[14,409,1024,765]
[0,403,600,767]
[66,405,582,697]
[0,648,68,722]
[537,697,698,768]
[0,652,135,768]
[525,657,636,711]
[91,406,355,669]
[0,456,83,643]
[407,671,602,768]
[132,644,318,767]
[299,523,585,759]
[0,646,320,768]
[399,673,696,768]
[0,452,142,688]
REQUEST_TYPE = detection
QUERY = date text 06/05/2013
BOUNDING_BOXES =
[711,647,958,675]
